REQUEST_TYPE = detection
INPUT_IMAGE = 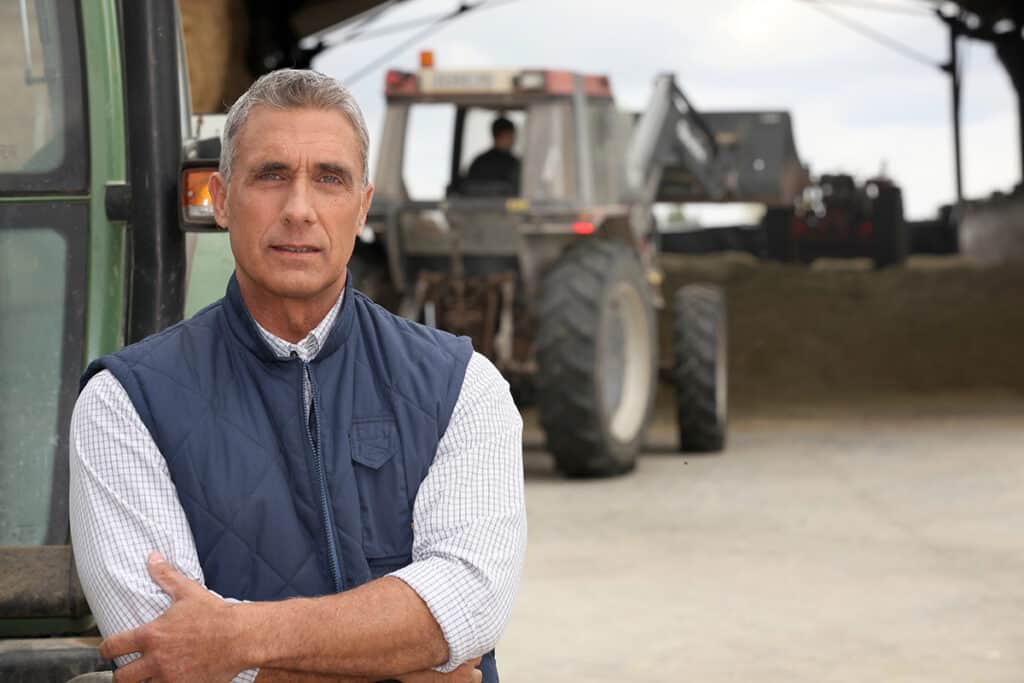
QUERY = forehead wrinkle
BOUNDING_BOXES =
[233,107,364,179]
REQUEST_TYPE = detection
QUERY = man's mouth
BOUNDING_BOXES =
[272,245,319,254]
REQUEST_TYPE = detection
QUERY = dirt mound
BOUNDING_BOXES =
[658,253,1024,410]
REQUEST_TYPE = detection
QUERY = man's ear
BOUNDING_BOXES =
[359,182,375,227]
[208,172,230,231]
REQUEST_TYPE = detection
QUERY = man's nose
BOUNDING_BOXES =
[281,177,316,226]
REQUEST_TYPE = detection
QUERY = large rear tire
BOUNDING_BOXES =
[536,241,658,477]
[673,284,727,452]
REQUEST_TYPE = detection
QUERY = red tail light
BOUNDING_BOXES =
[385,70,417,96]
[572,221,595,235]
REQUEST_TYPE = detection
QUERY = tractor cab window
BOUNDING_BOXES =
[454,108,525,197]
[0,0,86,193]
[400,103,527,200]
[0,1,87,547]
[587,100,623,204]
[520,101,573,201]
[402,103,456,201]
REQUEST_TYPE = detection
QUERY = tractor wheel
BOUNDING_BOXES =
[536,241,658,477]
[673,284,727,452]
[871,185,908,269]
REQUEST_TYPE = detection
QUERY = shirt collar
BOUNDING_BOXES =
[254,282,346,362]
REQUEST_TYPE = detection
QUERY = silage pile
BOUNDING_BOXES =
[658,253,1024,411]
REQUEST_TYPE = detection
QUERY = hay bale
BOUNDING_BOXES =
[179,0,252,113]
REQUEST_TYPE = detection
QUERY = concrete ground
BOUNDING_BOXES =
[499,392,1024,682]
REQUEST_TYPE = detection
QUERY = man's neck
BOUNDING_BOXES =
[238,275,345,344]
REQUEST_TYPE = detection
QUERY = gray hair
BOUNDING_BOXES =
[220,69,370,186]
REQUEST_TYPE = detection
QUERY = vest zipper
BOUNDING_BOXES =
[296,353,344,592]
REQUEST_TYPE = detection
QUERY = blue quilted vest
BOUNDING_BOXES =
[80,274,497,681]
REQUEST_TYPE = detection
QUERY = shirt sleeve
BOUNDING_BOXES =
[68,370,258,683]
[389,352,527,671]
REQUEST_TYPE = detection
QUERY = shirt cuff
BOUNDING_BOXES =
[389,557,481,673]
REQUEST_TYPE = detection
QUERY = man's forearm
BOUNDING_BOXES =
[256,670,371,682]
[255,669,371,682]
[235,576,448,679]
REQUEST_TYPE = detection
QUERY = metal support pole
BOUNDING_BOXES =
[944,18,964,204]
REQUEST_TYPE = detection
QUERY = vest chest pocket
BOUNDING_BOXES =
[349,418,413,559]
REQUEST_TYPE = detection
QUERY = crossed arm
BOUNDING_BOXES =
[101,553,479,682]
[69,355,526,682]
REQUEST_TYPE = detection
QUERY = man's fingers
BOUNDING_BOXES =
[457,659,483,682]
[397,658,486,683]
[110,655,152,683]
[99,627,143,660]
[146,551,193,600]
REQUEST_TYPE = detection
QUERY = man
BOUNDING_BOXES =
[464,117,520,195]
[69,69,526,683]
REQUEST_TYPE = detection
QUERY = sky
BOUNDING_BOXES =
[313,0,1020,220]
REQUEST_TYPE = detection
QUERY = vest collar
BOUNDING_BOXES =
[224,271,356,363]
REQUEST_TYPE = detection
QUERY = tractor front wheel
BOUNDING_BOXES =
[673,284,728,452]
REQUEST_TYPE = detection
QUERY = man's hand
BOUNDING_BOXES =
[100,552,247,683]
[399,659,482,683]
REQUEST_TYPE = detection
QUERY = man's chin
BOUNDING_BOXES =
[249,273,343,303]
[278,281,341,302]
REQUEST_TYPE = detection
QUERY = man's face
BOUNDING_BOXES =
[209,106,373,304]
[494,129,515,152]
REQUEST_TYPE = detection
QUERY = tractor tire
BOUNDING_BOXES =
[536,241,658,477]
[871,185,908,269]
[673,284,727,452]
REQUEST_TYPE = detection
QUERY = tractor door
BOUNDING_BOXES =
[0,1,126,679]
[0,0,91,552]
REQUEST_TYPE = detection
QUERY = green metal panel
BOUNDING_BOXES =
[185,233,235,317]
[79,0,127,365]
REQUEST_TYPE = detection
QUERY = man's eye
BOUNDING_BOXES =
[258,172,284,181]
[319,175,342,184]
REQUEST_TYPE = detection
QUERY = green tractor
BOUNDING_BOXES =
[0,1,363,679]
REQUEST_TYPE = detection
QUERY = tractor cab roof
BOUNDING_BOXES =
[384,65,613,105]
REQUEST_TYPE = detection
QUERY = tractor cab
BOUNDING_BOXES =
[376,58,626,205]
[365,57,642,296]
